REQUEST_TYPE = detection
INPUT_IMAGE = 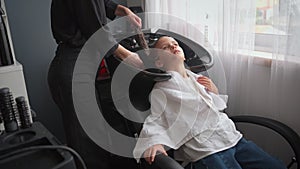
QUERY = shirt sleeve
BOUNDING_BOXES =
[208,92,228,111]
[104,0,118,20]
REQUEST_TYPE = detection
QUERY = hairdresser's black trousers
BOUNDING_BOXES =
[48,43,138,169]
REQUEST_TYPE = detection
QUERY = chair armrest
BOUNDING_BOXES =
[230,115,300,169]
[152,154,184,169]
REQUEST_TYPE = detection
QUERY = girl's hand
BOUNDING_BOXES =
[143,144,168,165]
[197,76,219,94]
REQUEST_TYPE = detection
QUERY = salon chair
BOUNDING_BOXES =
[128,69,300,169]
[96,28,300,169]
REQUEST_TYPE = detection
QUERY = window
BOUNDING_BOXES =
[254,0,287,54]
[255,0,276,34]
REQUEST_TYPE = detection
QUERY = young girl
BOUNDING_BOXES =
[133,36,286,169]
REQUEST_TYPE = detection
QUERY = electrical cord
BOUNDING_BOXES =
[0,145,87,169]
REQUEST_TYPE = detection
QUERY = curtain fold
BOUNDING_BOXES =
[217,0,256,117]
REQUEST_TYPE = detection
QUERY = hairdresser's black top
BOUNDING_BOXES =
[51,0,118,47]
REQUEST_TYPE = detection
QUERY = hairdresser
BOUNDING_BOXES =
[48,0,142,169]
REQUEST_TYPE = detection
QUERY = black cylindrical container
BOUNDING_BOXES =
[16,96,32,128]
[0,88,18,132]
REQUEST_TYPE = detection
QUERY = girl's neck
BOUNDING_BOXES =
[166,63,188,78]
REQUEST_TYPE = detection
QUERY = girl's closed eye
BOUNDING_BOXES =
[162,46,168,50]
[162,44,177,50]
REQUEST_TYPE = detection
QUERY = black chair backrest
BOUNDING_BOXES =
[129,68,171,112]
[98,29,214,137]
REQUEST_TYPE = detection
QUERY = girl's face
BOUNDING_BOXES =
[154,36,185,67]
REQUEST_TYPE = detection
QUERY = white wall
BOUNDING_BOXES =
[4,0,65,140]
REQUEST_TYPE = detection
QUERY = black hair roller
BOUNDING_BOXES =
[16,96,32,128]
[0,87,19,132]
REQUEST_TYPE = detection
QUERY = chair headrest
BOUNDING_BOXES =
[129,68,171,111]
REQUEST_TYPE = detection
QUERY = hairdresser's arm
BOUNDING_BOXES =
[113,45,144,68]
[112,5,143,68]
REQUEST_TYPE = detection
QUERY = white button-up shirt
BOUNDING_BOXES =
[133,69,242,162]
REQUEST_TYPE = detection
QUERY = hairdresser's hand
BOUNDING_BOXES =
[123,52,144,69]
[127,11,142,28]
[143,144,168,165]
[197,76,219,94]
[115,5,142,28]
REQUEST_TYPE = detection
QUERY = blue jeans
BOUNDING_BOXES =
[185,138,286,169]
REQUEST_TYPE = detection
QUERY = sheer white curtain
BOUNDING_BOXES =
[144,0,217,44]
[267,0,300,132]
[144,0,228,93]
[216,0,256,117]
[145,0,300,134]
[144,0,257,114]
